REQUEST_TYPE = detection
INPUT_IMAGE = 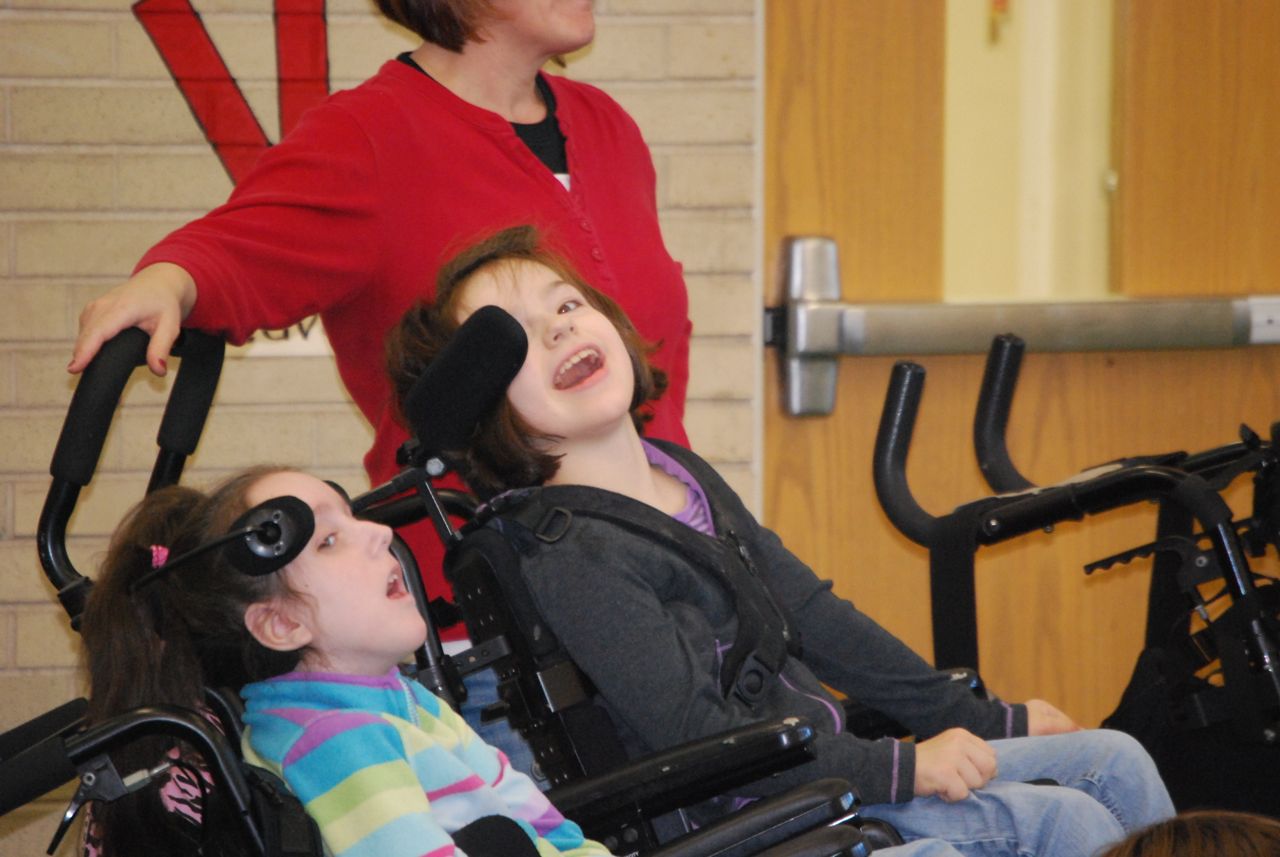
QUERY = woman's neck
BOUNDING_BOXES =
[410,41,548,123]
[547,427,687,516]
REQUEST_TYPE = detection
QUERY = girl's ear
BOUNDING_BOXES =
[244,599,312,653]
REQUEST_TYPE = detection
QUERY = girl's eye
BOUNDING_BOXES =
[318,533,337,550]
[558,299,581,314]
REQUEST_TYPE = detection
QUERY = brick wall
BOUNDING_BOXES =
[0,0,760,850]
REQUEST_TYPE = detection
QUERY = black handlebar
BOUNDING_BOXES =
[973,334,1034,493]
[37,329,225,627]
[872,362,937,547]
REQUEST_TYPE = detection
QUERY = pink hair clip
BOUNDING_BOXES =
[150,545,170,569]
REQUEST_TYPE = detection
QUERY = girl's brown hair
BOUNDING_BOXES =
[80,466,303,855]
[1098,810,1280,857]
[385,225,667,497]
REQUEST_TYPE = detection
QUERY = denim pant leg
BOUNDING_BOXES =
[858,731,1174,857]
[460,667,548,790]
[989,730,1175,832]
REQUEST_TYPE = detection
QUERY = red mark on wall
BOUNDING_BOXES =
[132,0,330,184]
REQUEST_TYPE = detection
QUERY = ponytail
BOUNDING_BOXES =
[79,467,302,856]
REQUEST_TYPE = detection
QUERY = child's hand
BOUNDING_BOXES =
[1024,699,1081,735]
[913,727,997,802]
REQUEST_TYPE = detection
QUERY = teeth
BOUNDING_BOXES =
[556,347,598,384]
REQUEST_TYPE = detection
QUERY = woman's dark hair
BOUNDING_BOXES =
[80,466,302,856]
[374,0,494,52]
[386,224,667,497]
[1098,810,1280,857]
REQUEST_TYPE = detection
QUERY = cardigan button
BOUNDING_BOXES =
[590,247,604,261]
[578,219,592,232]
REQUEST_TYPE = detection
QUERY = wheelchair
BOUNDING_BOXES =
[872,332,1280,817]
[0,327,889,857]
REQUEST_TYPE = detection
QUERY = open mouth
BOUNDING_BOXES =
[554,346,603,390]
[387,570,407,599]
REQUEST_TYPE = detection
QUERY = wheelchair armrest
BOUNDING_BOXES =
[645,778,858,857]
[748,823,870,857]
[547,717,815,832]
[0,697,86,763]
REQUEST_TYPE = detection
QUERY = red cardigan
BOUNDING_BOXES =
[140,61,691,625]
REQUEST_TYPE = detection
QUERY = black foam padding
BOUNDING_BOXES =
[0,731,77,817]
[452,815,541,857]
[51,327,149,486]
[155,330,224,456]
[403,305,528,458]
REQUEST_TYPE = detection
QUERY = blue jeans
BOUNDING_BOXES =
[460,666,548,790]
[862,730,1174,857]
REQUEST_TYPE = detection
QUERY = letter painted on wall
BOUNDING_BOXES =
[132,0,332,355]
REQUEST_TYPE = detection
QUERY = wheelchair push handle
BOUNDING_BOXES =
[873,361,939,547]
[49,327,223,488]
[39,327,224,623]
[973,334,1035,493]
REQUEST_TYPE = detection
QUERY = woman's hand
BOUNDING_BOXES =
[913,727,997,802]
[69,262,197,376]
[1024,698,1081,735]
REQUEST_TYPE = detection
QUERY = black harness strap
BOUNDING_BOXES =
[485,484,798,706]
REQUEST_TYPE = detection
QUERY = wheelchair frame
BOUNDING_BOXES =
[3,327,877,857]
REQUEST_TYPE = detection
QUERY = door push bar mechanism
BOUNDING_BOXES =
[764,235,1280,417]
[873,356,1280,743]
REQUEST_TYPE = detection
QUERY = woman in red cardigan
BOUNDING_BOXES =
[68,0,690,778]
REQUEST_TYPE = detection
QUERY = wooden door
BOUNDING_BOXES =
[764,0,1280,727]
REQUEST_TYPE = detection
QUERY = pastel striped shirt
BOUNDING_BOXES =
[241,669,611,857]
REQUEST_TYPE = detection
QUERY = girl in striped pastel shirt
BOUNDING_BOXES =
[81,465,610,857]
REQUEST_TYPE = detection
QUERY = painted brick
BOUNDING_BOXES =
[217,354,350,405]
[0,153,115,212]
[1,484,12,540]
[0,538,76,603]
[13,475,148,538]
[0,795,82,857]
[0,20,115,78]
[11,85,202,145]
[0,351,13,405]
[310,404,376,469]
[659,209,754,274]
[200,17,279,80]
[0,611,12,667]
[116,152,232,210]
[686,273,756,337]
[666,147,753,207]
[0,223,12,276]
[0,413,67,473]
[14,606,78,668]
[14,219,185,277]
[689,336,753,399]
[11,0,125,11]
[12,348,81,407]
[611,84,753,145]
[327,16,418,81]
[115,407,309,470]
[0,281,72,342]
[668,21,755,80]
[569,24,667,82]
[0,670,82,733]
[685,399,752,461]
[113,21,169,80]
